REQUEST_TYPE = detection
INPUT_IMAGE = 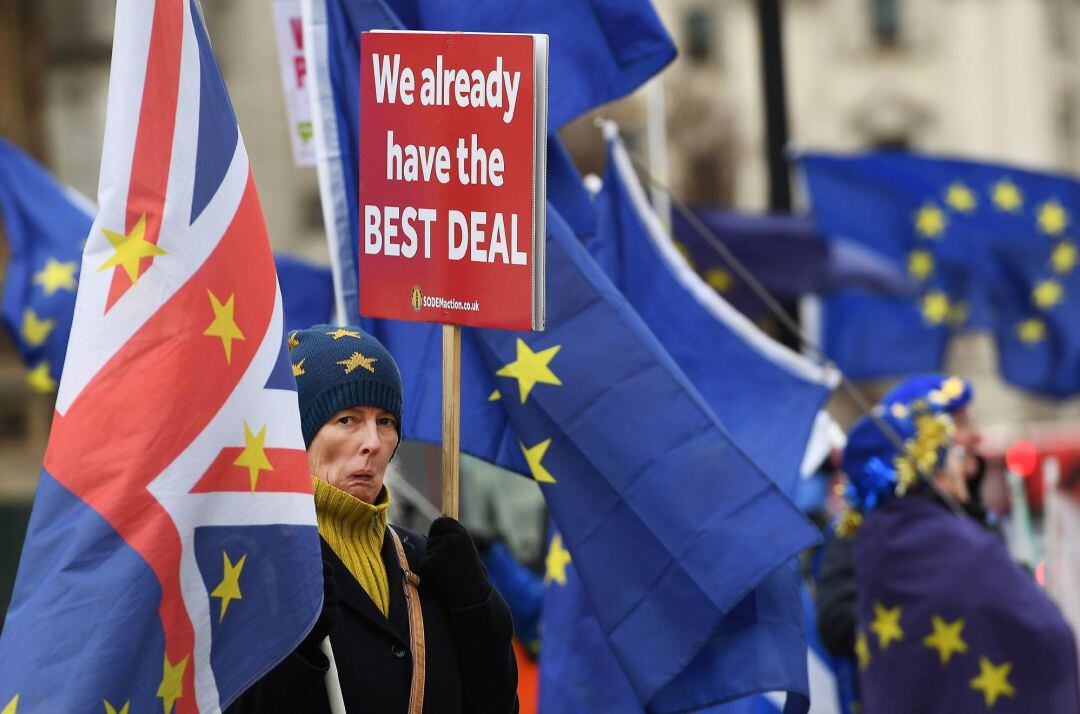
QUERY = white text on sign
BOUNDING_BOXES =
[372,53,522,124]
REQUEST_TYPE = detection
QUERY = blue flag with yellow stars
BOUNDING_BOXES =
[309,0,820,704]
[0,138,92,393]
[854,494,1080,712]
[533,125,835,714]
[798,151,1080,396]
[482,206,820,707]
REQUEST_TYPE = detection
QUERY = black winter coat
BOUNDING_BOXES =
[226,526,519,714]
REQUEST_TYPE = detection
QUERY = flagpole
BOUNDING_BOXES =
[442,324,462,518]
[320,638,348,714]
[756,0,792,212]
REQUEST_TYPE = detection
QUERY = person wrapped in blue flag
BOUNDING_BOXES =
[228,326,517,714]
[838,380,1080,713]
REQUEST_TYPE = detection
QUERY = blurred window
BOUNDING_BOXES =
[683,7,715,65]
[872,0,901,48]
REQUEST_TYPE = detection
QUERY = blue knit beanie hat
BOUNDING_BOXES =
[289,325,403,447]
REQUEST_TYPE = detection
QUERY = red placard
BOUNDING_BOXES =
[358,31,547,330]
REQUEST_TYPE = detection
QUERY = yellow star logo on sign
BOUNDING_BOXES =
[1032,279,1064,309]
[1051,241,1078,274]
[908,250,935,281]
[33,258,78,296]
[104,699,130,714]
[705,267,734,292]
[234,422,273,492]
[914,203,947,238]
[26,362,56,393]
[157,652,189,714]
[992,179,1024,212]
[327,328,361,340]
[292,358,306,377]
[1017,318,1047,343]
[921,291,951,325]
[945,182,977,213]
[922,615,968,665]
[338,351,377,374]
[204,290,245,363]
[98,214,167,285]
[21,308,55,347]
[210,551,248,621]
[1,694,17,714]
[869,602,904,650]
[521,438,556,483]
[855,631,871,671]
[496,339,562,404]
[1037,199,1069,236]
[970,657,1015,707]
[544,533,572,586]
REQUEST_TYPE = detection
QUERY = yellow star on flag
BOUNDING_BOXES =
[488,389,501,401]
[33,258,78,296]
[908,250,935,281]
[496,339,562,404]
[521,438,556,483]
[327,328,361,340]
[26,362,56,393]
[970,657,1016,707]
[210,551,248,621]
[97,214,167,285]
[1037,199,1069,235]
[204,290,245,363]
[855,631,871,671]
[338,351,377,374]
[21,308,55,347]
[1,694,17,714]
[234,422,273,492]
[292,358,306,377]
[288,331,300,351]
[914,203,947,238]
[921,291,951,325]
[869,602,904,650]
[705,267,733,292]
[992,179,1023,213]
[545,533,572,586]
[1032,279,1064,309]
[941,376,966,400]
[889,403,909,419]
[945,182,977,213]
[922,615,968,665]
[104,699,130,714]
[157,652,189,714]
[674,241,696,270]
[1017,318,1047,344]
[1051,241,1078,274]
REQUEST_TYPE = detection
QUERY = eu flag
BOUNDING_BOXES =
[534,125,835,713]
[0,138,93,393]
[798,151,1080,396]
[854,495,1080,712]
[273,253,335,330]
[307,0,821,703]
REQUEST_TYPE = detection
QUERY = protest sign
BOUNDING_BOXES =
[359,31,548,330]
[273,0,315,166]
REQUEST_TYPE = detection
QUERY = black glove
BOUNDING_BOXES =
[298,559,339,661]
[420,517,492,608]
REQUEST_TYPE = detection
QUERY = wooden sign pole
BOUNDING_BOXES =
[441,324,462,518]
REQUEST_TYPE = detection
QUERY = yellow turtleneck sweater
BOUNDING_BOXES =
[312,477,391,617]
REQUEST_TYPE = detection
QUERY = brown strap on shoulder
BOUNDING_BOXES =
[390,528,426,714]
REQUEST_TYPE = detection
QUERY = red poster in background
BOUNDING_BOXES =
[359,31,547,330]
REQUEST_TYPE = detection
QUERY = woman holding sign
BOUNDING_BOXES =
[228,326,518,714]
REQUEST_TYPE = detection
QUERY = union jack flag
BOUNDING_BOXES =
[0,1,322,711]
